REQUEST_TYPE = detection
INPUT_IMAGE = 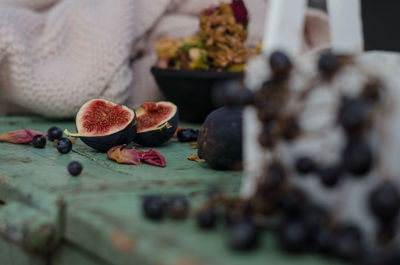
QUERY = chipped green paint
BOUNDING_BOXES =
[0,117,347,265]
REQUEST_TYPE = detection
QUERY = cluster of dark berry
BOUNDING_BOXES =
[32,126,72,154]
[204,51,400,263]
[32,126,82,177]
[142,194,190,220]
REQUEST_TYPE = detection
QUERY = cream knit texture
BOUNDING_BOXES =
[0,0,135,117]
[0,0,329,117]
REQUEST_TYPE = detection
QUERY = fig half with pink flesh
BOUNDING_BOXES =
[134,101,178,146]
[65,99,137,152]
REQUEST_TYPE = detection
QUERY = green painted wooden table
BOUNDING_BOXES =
[0,116,347,265]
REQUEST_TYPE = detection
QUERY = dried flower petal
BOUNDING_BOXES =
[107,145,140,165]
[230,0,249,28]
[188,152,205,163]
[0,129,46,144]
[138,149,166,167]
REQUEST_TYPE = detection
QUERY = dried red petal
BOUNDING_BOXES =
[107,145,141,165]
[230,0,249,28]
[0,129,46,144]
[138,149,166,167]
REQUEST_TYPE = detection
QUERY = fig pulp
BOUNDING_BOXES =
[198,107,242,170]
[134,101,178,146]
[65,99,137,152]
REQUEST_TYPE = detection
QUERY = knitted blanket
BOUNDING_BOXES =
[0,0,329,118]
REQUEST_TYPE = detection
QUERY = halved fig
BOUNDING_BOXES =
[65,99,137,152]
[134,101,178,146]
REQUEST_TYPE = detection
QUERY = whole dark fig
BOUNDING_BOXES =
[198,107,242,170]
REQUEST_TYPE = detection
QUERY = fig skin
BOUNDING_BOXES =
[134,113,178,146]
[79,118,137,152]
[134,102,179,147]
[198,107,243,170]
[65,99,137,152]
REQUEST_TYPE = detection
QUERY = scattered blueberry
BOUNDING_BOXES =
[177,129,198,143]
[32,135,46,148]
[319,164,342,188]
[333,231,363,261]
[295,156,316,175]
[302,204,328,233]
[56,137,72,154]
[47,126,63,141]
[318,52,339,76]
[277,221,308,253]
[227,220,259,251]
[369,183,400,224]
[279,189,306,217]
[166,195,189,219]
[309,226,333,254]
[262,161,286,191]
[68,161,82,176]
[343,142,373,176]
[197,208,217,229]
[142,195,165,220]
[269,51,292,78]
[339,97,368,134]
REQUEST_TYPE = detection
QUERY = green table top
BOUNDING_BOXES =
[0,116,347,265]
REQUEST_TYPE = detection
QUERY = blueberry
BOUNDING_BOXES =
[68,161,82,176]
[166,195,189,219]
[309,226,333,254]
[369,183,400,224]
[277,221,308,253]
[261,161,286,191]
[343,142,373,176]
[279,189,306,217]
[142,195,165,220]
[302,204,328,233]
[269,51,292,78]
[177,129,198,143]
[295,156,316,175]
[226,220,259,251]
[197,208,217,229]
[318,52,339,76]
[32,135,46,148]
[318,164,342,188]
[333,232,363,261]
[56,137,72,154]
[47,126,63,141]
[335,223,363,241]
[339,97,368,134]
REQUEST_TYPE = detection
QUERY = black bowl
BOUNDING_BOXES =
[151,67,243,123]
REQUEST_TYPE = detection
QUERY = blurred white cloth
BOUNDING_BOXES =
[0,0,330,117]
[0,0,136,117]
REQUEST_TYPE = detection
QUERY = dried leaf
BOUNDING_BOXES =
[188,152,205,163]
[138,149,166,167]
[0,129,46,144]
[107,145,140,165]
